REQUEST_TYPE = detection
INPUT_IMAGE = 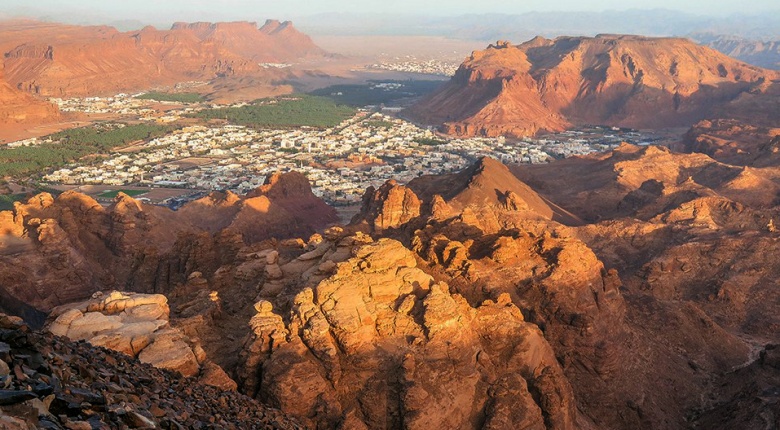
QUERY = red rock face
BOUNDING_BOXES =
[4,151,780,429]
[0,19,325,97]
[0,62,59,126]
[178,171,339,243]
[0,172,337,316]
[679,80,780,167]
[407,35,779,137]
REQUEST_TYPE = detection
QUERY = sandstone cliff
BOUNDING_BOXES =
[0,62,59,127]
[406,35,778,137]
[3,153,780,429]
[0,19,325,98]
[0,172,336,317]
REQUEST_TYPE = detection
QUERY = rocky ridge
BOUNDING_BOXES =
[694,33,780,70]
[0,171,337,319]
[2,151,780,429]
[406,35,778,137]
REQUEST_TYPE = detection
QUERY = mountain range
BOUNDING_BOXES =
[2,15,780,429]
[0,19,323,98]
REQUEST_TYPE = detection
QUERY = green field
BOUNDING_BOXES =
[310,80,444,107]
[136,92,205,103]
[0,194,28,211]
[0,123,177,179]
[191,95,357,129]
[96,189,148,199]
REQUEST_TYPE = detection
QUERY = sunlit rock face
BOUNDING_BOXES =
[406,35,777,137]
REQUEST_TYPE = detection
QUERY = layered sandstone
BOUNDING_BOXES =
[407,35,778,137]
[45,291,235,389]
[0,19,325,98]
[0,172,336,317]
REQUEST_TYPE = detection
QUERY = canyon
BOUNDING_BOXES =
[2,140,780,428]
[1,17,780,429]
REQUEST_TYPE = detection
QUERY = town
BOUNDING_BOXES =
[366,58,460,76]
[13,91,663,209]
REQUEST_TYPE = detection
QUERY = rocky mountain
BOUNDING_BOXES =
[677,78,780,167]
[0,19,325,98]
[406,35,778,137]
[3,145,780,428]
[0,172,337,319]
[693,33,780,70]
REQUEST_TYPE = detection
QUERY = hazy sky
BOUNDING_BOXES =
[5,0,779,23]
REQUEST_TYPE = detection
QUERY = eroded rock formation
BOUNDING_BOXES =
[0,313,300,429]
[3,152,780,429]
[0,19,325,98]
[0,172,337,317]
[406,35,778,137]
[237,234,581,429]
[45,291,235,389]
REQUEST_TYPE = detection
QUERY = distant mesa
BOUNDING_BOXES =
[0,19,325,101]
[406,35,779,138]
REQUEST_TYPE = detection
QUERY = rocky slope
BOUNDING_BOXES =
[0,62,59,128]
[46,290,237,390]
[678,79,780,167]
[0,313,300,429]
[0,19,325,98]
[0,172,337,318]
[3,151,780,429]
[406,35,778,137]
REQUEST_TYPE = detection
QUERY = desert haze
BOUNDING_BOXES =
[0,3,779,430]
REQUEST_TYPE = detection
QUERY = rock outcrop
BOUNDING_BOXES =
[352,180,422,233]
[46,291,235,389]
[0,172,335,316]
[238,235,582,429]
[177,171,339,243]
[352,157,582,235]
[406,35,778,137]
[0,313,300,429]
[0,62,59,128]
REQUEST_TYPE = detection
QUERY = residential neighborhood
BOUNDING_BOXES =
[39,108,642,207]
